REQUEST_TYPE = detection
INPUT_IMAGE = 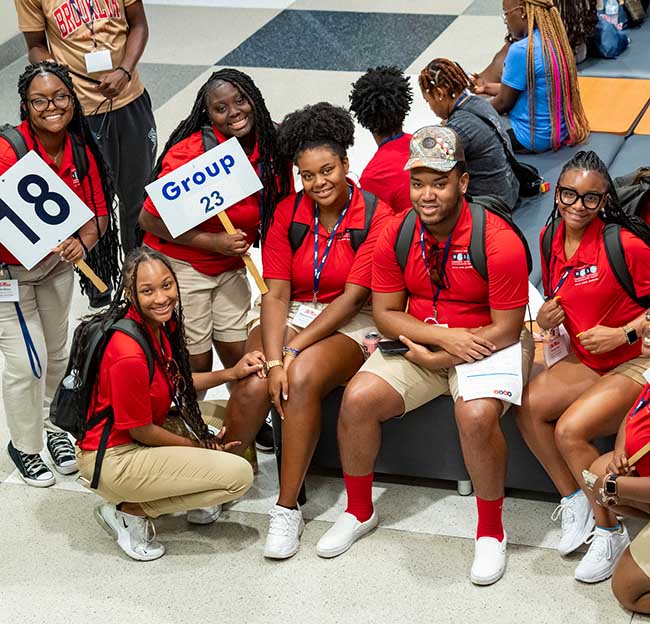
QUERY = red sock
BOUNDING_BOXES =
[476,496,504,541]
[344,472,374,522]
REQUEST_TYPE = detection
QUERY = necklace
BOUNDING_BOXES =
[45,143,64,165]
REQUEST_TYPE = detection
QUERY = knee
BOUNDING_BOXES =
[287,361,322,399]
[339,379,380,431]
[230,373,268,409]
[226,455,255,498]
[456,404,500,441]
[555,416,583,453]
[612,560,638,612]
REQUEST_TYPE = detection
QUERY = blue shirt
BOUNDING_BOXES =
[502,29,568,152]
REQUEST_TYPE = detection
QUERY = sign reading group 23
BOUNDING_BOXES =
[145,137,263,238]
[0,151,94,270]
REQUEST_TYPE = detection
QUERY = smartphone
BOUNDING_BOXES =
[377,339,409,355]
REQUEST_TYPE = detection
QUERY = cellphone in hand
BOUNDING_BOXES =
[377,339,409,355]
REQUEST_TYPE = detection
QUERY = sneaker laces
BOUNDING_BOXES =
[21,452,49,477]
[127,514,157,548]
[48,432,75,462]
[583,529,613,562]
[268,508,295,537]
[551,499,575,530]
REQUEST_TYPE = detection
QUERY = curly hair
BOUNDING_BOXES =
[277,102,355,163]
[151,68,291,239]
[556,0,598,51]
[70,247,213,443]
[17,61,121,294]
[349,66,413,136]
[547,150,650,246]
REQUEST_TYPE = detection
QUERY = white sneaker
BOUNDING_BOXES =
[94,503,165,561]
[264,505,304,559]
[551,491,595,555]
[187,505,222,525]
[470,532,508,586]
[316,510,379,559]
[574,525,630,583]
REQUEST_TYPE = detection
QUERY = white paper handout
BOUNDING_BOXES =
[455,342,523,406]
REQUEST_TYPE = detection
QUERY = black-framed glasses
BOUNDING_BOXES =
[29,94,72,112]
[166,358,187,396]
[557,186,607,211]
[426,244,450,290]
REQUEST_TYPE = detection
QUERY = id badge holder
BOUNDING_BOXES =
[85,48,113,73]
[0,266,19,303]
[543,324,570,368]
[292,304,321,329]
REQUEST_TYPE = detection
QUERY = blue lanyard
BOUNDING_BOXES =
[313,186,352,303]
[378,132,404,148]
[632,385,650,418]
[70,0,97,46]
[14,303,43,380]
[420,224,453,323]
[550,267,572,298]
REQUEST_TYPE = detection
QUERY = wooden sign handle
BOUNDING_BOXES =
[75,259,108,293]
[217,212,268,295]
[628,442,650,468]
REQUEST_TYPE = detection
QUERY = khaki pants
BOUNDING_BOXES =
[76,443,254,518]
[0,256,73,454]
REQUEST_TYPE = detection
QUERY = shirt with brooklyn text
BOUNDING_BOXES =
[15,0,144,114]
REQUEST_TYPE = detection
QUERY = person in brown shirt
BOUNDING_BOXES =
[15,0,157,256]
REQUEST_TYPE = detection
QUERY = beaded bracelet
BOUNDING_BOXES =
[282,346,301,358]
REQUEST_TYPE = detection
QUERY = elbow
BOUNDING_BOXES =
[138,208,154,233]
[98,216,108,237]
[373,309,395,338]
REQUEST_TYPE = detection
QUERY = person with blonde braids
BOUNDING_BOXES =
[477,0,590,153]
[419,57,519,210]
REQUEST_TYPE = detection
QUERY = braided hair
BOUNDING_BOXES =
[69,247,212,442]
[556,0,598,52]
[17,61,121,294]
[151,68,291,239]
[549,151,650,246]
[520,0,590,150]
[277,102,355,164]
[349,66,413,136]
[418,58,474,100]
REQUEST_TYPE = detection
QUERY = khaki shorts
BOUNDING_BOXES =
[361,329,535,415]
[248,299,377,351]
[631,521,650,578]
[168,258,251,354]
[608,356,650,387]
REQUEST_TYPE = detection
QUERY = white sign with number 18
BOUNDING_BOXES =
[0,151,94,270]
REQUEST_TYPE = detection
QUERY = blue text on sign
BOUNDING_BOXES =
[161,154,235,201]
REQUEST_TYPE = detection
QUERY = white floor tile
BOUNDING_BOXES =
[289,0,473,14]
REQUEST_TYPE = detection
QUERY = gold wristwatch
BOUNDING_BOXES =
[264,359,283,375]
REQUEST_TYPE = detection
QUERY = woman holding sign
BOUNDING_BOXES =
[516,151,650,583]
[222,102,391,559]
[0,61,117,487]
[139,69,292,384]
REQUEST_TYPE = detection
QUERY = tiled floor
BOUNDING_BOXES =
[1,1,648,622]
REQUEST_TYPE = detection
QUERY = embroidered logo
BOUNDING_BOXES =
[573,264,599,286]
[450,249,472,269]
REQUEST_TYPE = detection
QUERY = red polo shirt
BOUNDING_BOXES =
[625,384,650,477]
[263,184,392,302]
[372,201,529,327]
[142,125,263,276]
[360,133,412,214]
[0,120,108,265]
[79,308,174,451]
[541,219,650,373]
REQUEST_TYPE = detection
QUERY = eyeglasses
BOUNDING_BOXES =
[166,358,187,396]
[29,94,72,112]
[557,186,607,211]
[425,243,450,290]
[501,5,523,22]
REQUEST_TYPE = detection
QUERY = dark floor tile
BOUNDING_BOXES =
[218,10,456,71]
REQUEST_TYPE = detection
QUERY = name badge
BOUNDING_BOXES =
[543,324,570,368]
[292,304,321,329]
[85,49,113,73]
[0,279,19,302]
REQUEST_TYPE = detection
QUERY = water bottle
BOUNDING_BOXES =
[62,369,81,390]
[643,311,650,356]
[605,0,620,28]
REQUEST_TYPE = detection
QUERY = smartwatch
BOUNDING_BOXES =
[624,326,639,345]
[604,473,619,496]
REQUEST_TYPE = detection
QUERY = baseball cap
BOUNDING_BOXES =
[404,126,465,173]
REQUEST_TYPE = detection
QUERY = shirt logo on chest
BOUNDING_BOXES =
[53,0,123,40]
[450,249,472,269]
[573,264,599,286]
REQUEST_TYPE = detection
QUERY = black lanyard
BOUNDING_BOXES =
[632,385,650,418]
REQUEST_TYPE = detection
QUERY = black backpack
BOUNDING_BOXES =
[541,217,650,309]
[50,317,154,489]
[614,167,650,219]
[394,196,533,279]
[288,189,379,254]
[0,123,89,180]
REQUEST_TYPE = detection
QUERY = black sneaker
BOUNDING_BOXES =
[255,420,275,452]
[46,432,78,475]
[7,441,55,487]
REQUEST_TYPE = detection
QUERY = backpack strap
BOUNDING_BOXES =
[0,124,29,160]
[468,203,488,281]
[201,124,220,152]
[112,318,155,383]
[88,409,114,490]
[395,209,417,272]
[349,190,379,252]
[288,191,309,254]
[603,223,650,309]
[540,217,561,293]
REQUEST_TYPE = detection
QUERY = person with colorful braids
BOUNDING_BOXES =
[76,247,258,561]
[476,0,590,153]
[1,61,119,487]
